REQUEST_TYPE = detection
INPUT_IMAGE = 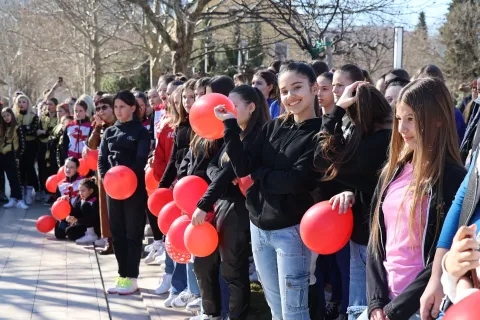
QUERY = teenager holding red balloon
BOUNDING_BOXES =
[314,79,392,319]
[64,177,100,244]
[214,62,322,320]
[360,78,465,320]
[87,95,116,255]
[54,157,84,239]
[0,107,28,209]
[98,90,151,295]
[191,84,270,320]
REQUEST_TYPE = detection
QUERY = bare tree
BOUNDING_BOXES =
[232,0,399,60]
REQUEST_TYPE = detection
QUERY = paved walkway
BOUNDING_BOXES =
[0,204,192,320]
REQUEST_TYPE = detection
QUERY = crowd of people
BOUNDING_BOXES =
[1,60,480,320]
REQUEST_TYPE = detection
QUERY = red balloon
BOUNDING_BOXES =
[148,188,174,217]
[167,216,190,255]
[165,237,191,264]
[104,166,137,200]
[300,201,353,254]
[84,148,99,171]
[184,222,218,257]
[145,167,159,194]
[158,201,182,234]
[78,158,89,176]
[189,93,237,139]
[36,215,57,233]
[51,199,71,220]
[443,291,480,320]
[57,166,66,181]
[238,176,254,196]
[173,176,208,217]
[46,175,59,193]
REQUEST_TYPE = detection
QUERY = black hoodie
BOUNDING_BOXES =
[223,116,322,230]
[196,127,260,212]
[98,119,150,184]
[159,120,192,188]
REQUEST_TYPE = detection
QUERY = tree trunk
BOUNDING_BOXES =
[150,55,162,88]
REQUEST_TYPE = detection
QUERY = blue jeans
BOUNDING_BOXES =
[187,262,200,296]
[251,222,311,320]
[347,241,367,320]
[165,252,174,274]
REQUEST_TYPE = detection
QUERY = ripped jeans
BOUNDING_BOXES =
[250,222,311,320]
[348,241,368,319]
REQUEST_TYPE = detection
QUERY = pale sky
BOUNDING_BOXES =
[402,0,450,32]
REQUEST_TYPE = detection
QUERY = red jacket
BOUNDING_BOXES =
[153,115,174,181]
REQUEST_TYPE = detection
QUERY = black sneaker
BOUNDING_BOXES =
[325,301,340,320]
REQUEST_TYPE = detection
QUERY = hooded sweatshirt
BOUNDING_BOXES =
[223,115,321,230]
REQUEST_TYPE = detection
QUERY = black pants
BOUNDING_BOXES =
[107,188,147,278]
[37,142,48,192]
[0,166,5,195]
[146,207,163,241]
[20,140,39,189]
[66,224,87,241]
[0,152,22,200]
[194,199,250,320]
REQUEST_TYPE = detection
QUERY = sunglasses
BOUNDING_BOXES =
[95,105,109,112]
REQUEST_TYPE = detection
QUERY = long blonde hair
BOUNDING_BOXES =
[13,95,34,124]
[369,78,462,256]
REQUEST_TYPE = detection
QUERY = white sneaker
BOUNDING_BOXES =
[117,277,138,295]
[16,200,29,210]
[186,297,202,312]
[95,238,107,247]
[172,291,196,309]
[107,277,123,294]
[189,315,221,320]
[154,251,166,264]
[3,199,17,208]
[144,248,159,264]
[164,291,179,308]
[144,243,155,252]
[76,233,99,245]
[154,274,172,295]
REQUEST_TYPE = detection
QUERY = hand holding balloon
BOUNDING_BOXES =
[192,208,207,226]
[214,105,236,121]
[329,191,355,214]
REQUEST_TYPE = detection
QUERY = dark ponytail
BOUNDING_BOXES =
[230,85,270,138]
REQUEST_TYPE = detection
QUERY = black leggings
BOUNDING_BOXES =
[0,152,22,200]
[194,199,250,320]
[146,207,163,241]
[20,140,39,189]
[107,187,147,278]
[37,142,48,192]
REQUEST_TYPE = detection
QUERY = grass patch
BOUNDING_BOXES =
[247,282,271,320]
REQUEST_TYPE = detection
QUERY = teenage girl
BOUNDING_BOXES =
[194,77,210,100]
[214,62,322,319]
[99,90,150,295]
[13,94,39,205]
[251,70,282,118]
[0,108,28,209]
[156,85,190,296]
[363,78,466,320]
[48,103,70,180]
[54,157,84,239]
[61,100,92,160]
[192,85,270,320]
[135,91,151,131]
[87,95,116,255]
[37,98,59,203]
[65,177,100,245]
